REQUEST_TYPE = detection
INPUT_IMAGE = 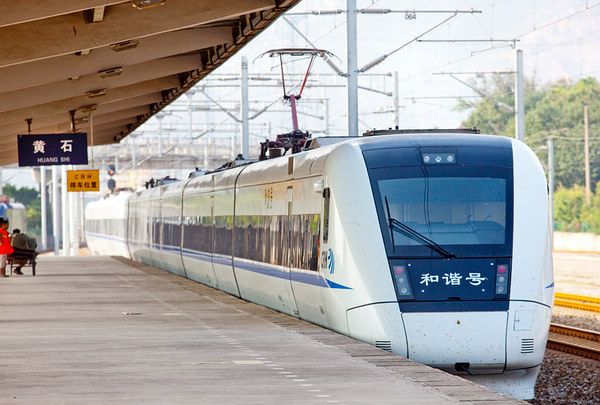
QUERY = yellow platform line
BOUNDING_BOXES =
[555,292,600,304]
[554,298,600,313]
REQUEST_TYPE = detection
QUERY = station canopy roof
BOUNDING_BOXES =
[0,0,299,166]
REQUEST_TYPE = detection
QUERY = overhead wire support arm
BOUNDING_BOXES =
[418,38,520,56]
[405,95,482,100]
[358,11,469,73]
[418,39,520,43]
[431,71,517,110]
[434,71,515,75]
[357,85,392,97]
[433,71,516,113]
[286,8,482,15]
[359,8,481,15]
[286,9,345,16]
[448,74,487,97]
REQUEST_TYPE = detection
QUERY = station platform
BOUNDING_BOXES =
[0,256,520,404]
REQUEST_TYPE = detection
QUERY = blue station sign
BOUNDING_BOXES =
[17,133,88,167]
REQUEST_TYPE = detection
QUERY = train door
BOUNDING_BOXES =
[137,194,154,265]
[125,196,133,259]
[288,180,329,327]
[181,190,218,287]
[148,190,162,268]
[285,185,300,316]
[211,184,240,297]
[207,196,219,286]
[158,192,186,277]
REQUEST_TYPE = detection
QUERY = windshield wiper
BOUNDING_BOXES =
[384,196,456,259]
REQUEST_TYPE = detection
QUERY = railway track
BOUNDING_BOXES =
[547,323,600,361]
[554,292,600,313]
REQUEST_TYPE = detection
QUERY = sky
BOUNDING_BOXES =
[4,0,600,189]
[225,0,600,133]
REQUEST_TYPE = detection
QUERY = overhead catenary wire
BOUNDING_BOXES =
[286,6,482,74]
[515,2,600,39]
[359,12,462,73]
[395,2,600,84]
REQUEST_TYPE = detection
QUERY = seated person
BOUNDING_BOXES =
[10,229,37,275]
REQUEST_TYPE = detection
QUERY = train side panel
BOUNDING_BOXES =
[233,178,298,316]
[474,140,551,399]
[159,182,186,277]
[211,169,242,297]
[181,175,218,288]
[504,140,551,374]
[148,188,163,268]
[288,175,330,327]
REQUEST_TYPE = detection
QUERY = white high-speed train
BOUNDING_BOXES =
[86,131,553,399]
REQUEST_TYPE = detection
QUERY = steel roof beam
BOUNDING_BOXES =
[0,106,151,137]
[0,54,203,113]
[0,27,231,93]
[0,1,128,28]
[0,77,178,126]
[0,0,274,68]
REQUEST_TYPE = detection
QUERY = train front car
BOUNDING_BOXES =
[323,134,552,400]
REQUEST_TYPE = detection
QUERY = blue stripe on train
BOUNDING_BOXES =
[86,232,352,290]
[234,259,329,288]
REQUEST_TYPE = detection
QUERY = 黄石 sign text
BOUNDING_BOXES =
[17,133,88,166]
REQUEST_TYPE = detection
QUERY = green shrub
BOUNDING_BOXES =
[554,186,586,231]
[554,183,600,233]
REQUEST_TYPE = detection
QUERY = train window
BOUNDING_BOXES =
[152,219,161,246]
[234,213,320,271]
[322,188,330,243]
[182,215,213,253]
[170,210,321,272]
[161,217,181,248]
[214,215,233,256]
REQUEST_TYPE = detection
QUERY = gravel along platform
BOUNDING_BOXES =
[534,350,600,404]
[552,306,600,332]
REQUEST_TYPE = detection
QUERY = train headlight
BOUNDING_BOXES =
[495,264,509,296]
[393,265,413,297]
[422,153,456,164]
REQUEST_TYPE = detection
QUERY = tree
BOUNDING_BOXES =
[3,183,42,237]
[457,74,541,137]
[459,76,600,189]
[553,186,586,231]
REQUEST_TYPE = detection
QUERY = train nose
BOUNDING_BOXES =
[402,311,507,374]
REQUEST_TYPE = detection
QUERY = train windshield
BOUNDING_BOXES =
[381,176,506,248]
[367,153,513,258]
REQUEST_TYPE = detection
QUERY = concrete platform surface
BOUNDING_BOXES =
[0,256,520,404]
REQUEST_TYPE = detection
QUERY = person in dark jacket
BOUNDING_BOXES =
[10,228,37,275]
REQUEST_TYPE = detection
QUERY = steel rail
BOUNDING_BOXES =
[554,292,600,313]
[547,323,600,361]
